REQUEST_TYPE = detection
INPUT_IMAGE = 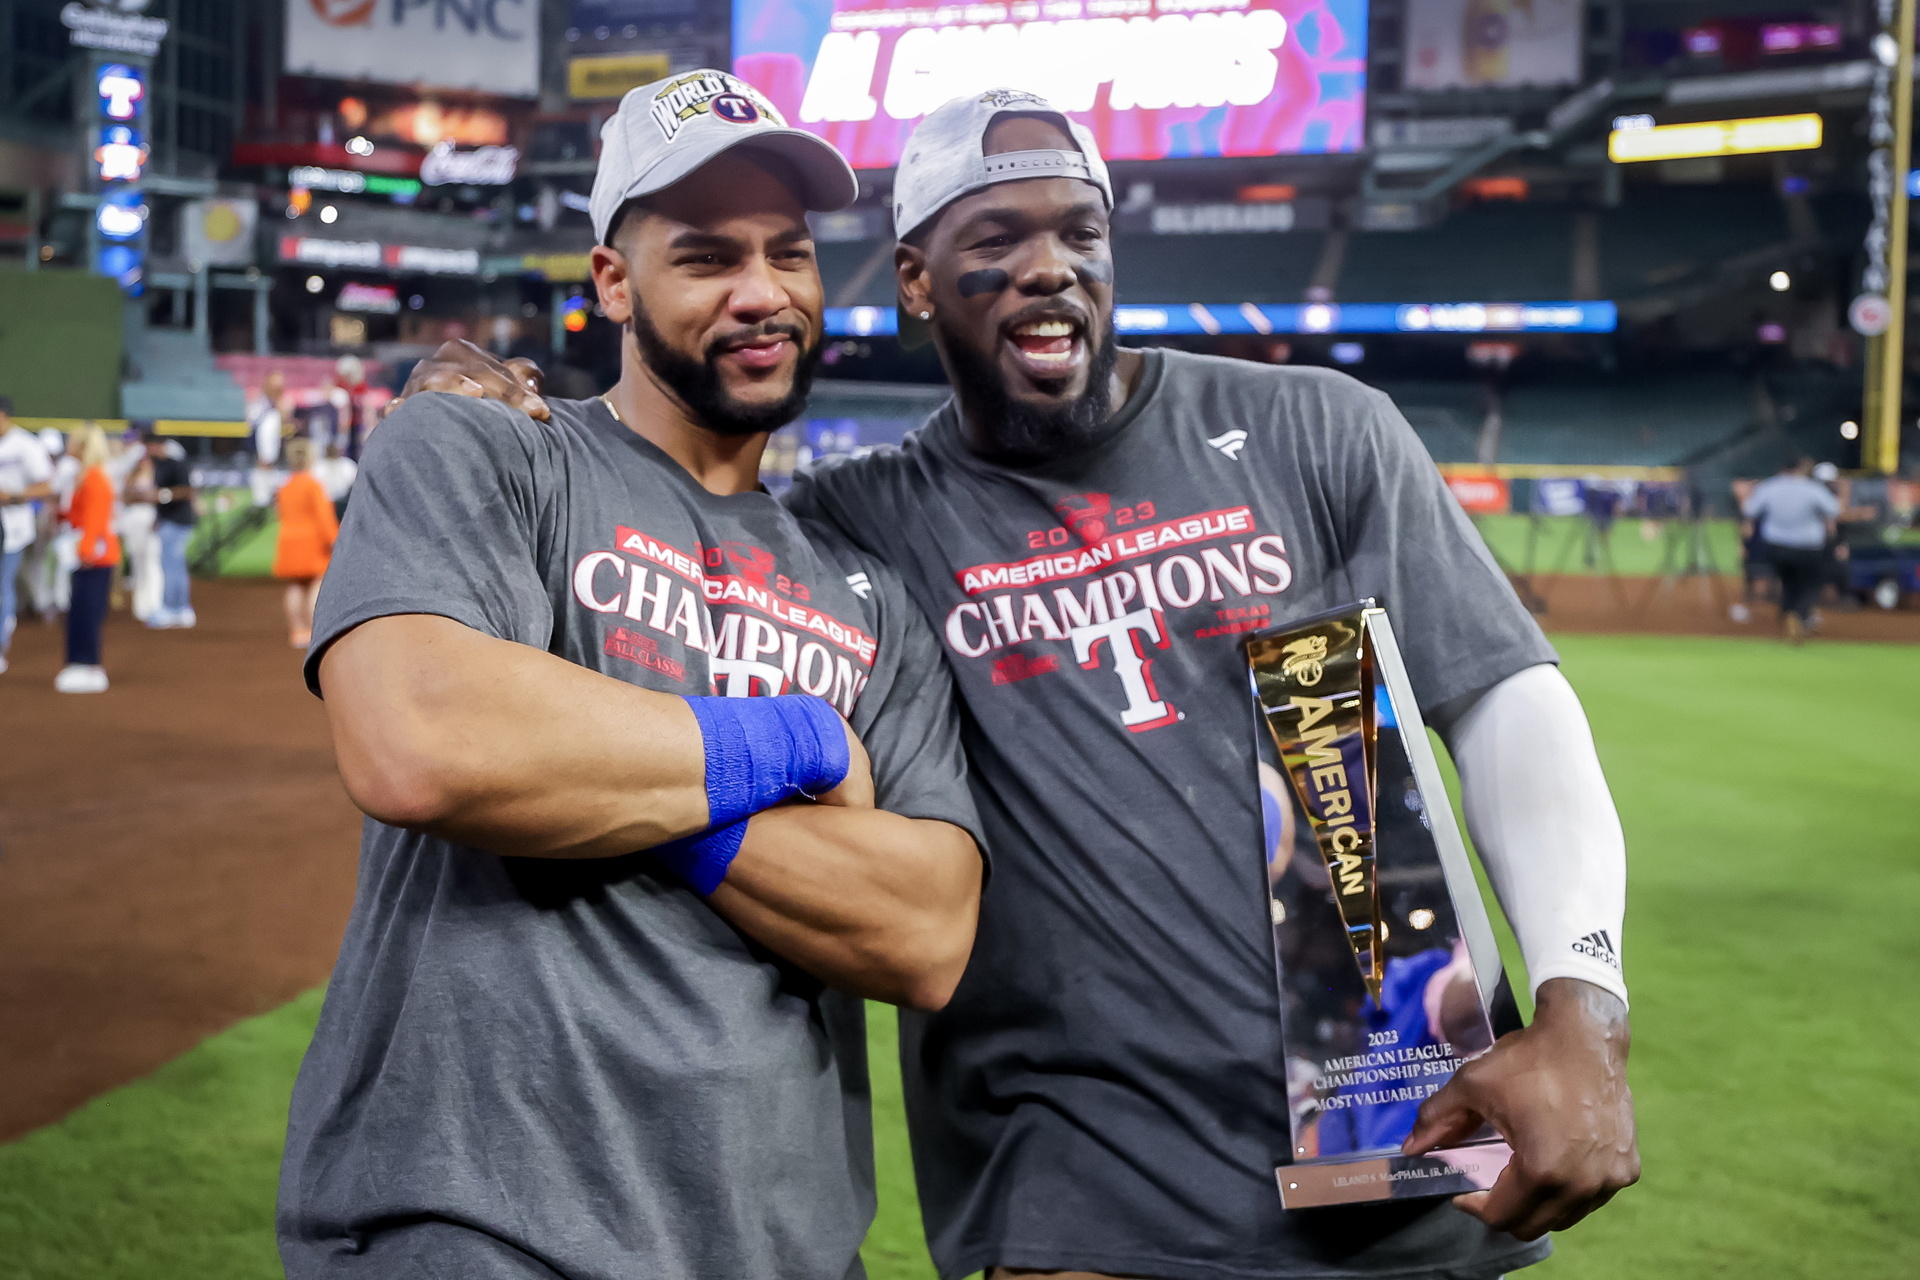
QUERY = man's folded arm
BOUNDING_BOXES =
[317,612,979,1008]
[319,613,724,857]
[714,807,981,1011]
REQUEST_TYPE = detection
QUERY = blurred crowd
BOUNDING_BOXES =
[0,377,356,693]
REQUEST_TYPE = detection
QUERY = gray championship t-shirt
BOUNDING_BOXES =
[789,350,1558,1280]
[279,394,981,1280]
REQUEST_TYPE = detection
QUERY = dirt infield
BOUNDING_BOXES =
[0,581,360,1141]
[1514,573,1920,643]
[1,570,1914,1146]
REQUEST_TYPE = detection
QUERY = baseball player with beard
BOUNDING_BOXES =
[278,72,985,1280]
[409,90,1637,1280]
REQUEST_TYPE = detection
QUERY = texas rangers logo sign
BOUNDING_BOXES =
[712,93,760,125]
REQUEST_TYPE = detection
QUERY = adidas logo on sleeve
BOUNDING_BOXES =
[1571,929,1621,969]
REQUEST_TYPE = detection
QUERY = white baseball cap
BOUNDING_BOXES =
[893,89,1113,242]
[589,69,859,245]
[892,89,1114,347]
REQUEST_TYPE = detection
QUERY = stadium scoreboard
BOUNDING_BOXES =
[732,0,1369,168]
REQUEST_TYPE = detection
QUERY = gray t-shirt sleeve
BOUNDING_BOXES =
[303,394,556,695]
[785,454,899,560]
[1333,383,1557,714]
[829,538,986,858]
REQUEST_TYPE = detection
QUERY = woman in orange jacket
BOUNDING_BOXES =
[56,426,121,694]
[274,436,338,648]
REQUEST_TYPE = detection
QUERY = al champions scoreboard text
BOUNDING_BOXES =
[733,0,1368,168]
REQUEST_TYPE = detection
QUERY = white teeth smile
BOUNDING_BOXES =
[1015,320,1075,337]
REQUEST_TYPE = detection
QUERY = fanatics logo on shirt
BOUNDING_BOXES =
[1207,430,1249,460]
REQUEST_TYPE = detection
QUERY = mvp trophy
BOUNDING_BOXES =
[1245,601,1520,1208]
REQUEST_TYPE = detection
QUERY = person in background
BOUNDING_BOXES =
[1728,477,1770,625]
[150,429,198,628]
[0,395,56,675]
[31,427,79,620]
[250,371,287,508]
[333,354,372,460]
[313,441,357,522]
[1742,456,1839,644]
[57,425,121,693]
[118,427,164,625]
[273,436,337,648]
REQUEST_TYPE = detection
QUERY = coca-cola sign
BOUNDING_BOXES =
[419,140,519,186]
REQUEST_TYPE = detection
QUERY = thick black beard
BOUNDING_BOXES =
[626,292,821,438]
[940,320,1119,464]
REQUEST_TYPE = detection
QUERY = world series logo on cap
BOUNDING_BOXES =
[650,72,781,142]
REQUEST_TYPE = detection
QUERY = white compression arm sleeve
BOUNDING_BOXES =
[1438,663,1629,1009]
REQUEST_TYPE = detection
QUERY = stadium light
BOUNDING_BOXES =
[305,275,325,294]
[1608,113,1822,163]
[1770,271,1791,291]
[1841,420,1861,439]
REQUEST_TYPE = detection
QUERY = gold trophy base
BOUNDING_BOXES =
[1277,1142,1513,1209]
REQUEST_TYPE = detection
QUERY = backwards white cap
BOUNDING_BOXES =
[892,89,1114,347]
[892,88,1114,242]
[589,69,859,245]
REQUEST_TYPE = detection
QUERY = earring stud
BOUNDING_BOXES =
[919,311,931,320]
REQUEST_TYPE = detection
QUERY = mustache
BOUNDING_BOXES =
[708,320,808,359]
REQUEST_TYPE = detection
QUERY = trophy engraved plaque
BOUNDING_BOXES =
[1246,601,1520,1209]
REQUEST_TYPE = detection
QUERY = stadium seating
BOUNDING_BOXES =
[1338,204,1575,303]
[1111,231,1326,304]
[817,239,898,307]
[1380,369,1768,468]
[1600,184,1794,301]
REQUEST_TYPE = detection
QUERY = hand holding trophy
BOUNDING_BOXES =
[1246,601,1521,1207]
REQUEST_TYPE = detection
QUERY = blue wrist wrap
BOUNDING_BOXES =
[652,821,748,897]
[684,694,851,828]
[659,695,851,895]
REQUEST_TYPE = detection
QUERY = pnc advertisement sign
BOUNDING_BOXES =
[732,0,1368,169]
[286,0,539,97]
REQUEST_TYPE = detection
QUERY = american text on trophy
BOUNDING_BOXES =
[1245,602,1520,1209]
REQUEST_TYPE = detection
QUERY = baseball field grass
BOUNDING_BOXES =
[2,633,1915,1279]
